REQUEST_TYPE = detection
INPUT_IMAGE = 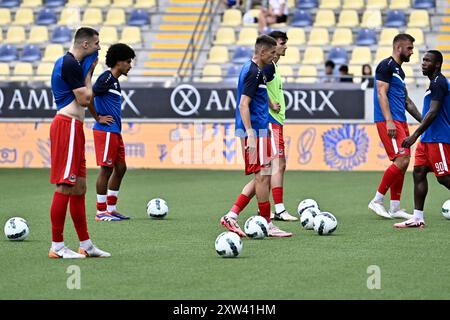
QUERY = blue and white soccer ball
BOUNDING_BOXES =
[147,198,169,219]
[4,217,30,241]
[215,231,242,258]
[244,215,269,239]
[297,198,319,216]
[313,212,338,235]
[300,207,321,230]
[442,200,450,219]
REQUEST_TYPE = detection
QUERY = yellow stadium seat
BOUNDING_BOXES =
[34,62,53,81]
[207,46,229,64]
[82,8,103,25]
[405,28,424,46]
[67,0,87,5]
[366,0,387,9]
[12,8,34,25]
[214,27,235,45]
[408,49,420,64]
[111,0,133,7]
[89,0,111,6]
[390,0,411,9]
[278,65,294,83]
[92,64,105,82]
[379,28,399,45]
[302,47,324,64]
[21,0,42,7]
[337,10,359,28]
[361,10,382,28]
[375,47,392,64]
[221,9,241,27]
[348,65,363,83]
[98,45,109,64]
[201,64,222,83]
[319,0,341,9]
[287,0,295,9]
[402,65,415,84]
[0,63,10,81]
[280,47,300,64]
[236,27,258,46]
[0,9,11,26]
[331,28,353,46]
[135,0,156,8]
[11,62,33,82]
[42,44,64,62]
[27,26,49,44]
[342,0,364,9]
[99,26,118,45]
[120,26,141,45]
[5,26,26,44]
[314,9,335,27]
[59,7,81,25]
[308,27,329,45]
[350,47,372,65]
[296,66,317,83]
[104,8,126,26]
[0,29,3,43]
[408,10,429,28]
[286,27,305,45]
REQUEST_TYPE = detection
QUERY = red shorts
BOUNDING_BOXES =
[376,120,411,161]
[269,122,285,159]
[414,142,450,176]
[93,130,126,167]
[50,114,86,185]
[242,136,272,175]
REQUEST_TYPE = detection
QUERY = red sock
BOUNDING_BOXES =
[231,194,251,215]
[96,202,107,212]
[272,187,283,204]
[107,195,117,206]
[69,194,90,242]
[50,192,70,242]
[258,201,271,223]
[390,173,405,201]
[377,163,403,195]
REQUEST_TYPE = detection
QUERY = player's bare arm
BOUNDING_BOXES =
[377,80,396,138]
[405,89,422,123]
[239,94,256,149]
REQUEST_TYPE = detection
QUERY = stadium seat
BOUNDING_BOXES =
[232,46,252,64]
[0,8,11,25]
[5,26,25,44]
[67,0,87,5]
[200,64,222,82]
[99,26,118,45]
[0,45,18,62]
[112,0,132,7]
[34,62,53,81]
[361,10,382,28]
[82,8,103,25]
[120,26,141,45]
[42,44,64,62]
[243,9,259,27]
[214,27,235,45]
[278,65,294,82]
[296,0,318,9]
[20,44,41,62]
[128,9,150,26]
[236,27,258,46]
[402,65,415,84]
[28,26,49,44]
[51,25,72,43]
[0,0,20,8]
[356,28,377,46]
[135,0,156,8]
[331,28,353,45]
[348,65,362,83]
[409,49,420,64]
[319,0,341,9]
[349,47,372,65]
[302,46,324,64]
[21,0,42,7]
[12,8,34,25]
[224,64,240,83]
[11,62,33,81]
[412,0,435,9]
[221,9,241,27]
[104,8,126,26]
[384,10,407,27]
[0,62,10,80]
[408,10,429,28]
[286,27,305,45]
[296,66,317,83]
[44,0,66,7]
[89,0,110,6]
[307,28,329,45]
[405,28,424,45]
[98,45,108,64]
[390,0,411,9]
[337,10,359,28]
[207,46,229,64]
[366,0,387,9]
[280,47,300,64]
[328,47,348,65]
[379,28,399,45]
[314,9,335,27]
[342,0,363,9]
[290,9,313,27]
[375,47,392,64]
[36,8,57,25]
[0,29,3,42]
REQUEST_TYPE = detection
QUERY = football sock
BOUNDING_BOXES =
[96,194,107,213]
[79,239,93,250]
[69,194,90,242]
[413,209,424,221]
[51,241,64,252]
[107,189,119,212]
[230,194,251,215]
[390,200,401,213]
[373,191,385,203]
[272,187,285,214]
[50,192,70,242]
[390,172,405,201]
[258,201,271,223]
[377,164,403,196]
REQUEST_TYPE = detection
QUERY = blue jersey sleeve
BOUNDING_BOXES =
[375,60,393,83]
[263,63,276,82]
[242,65,260,98]
[430,77,449,103]
[93,72,113,96]
[61,57,84,90]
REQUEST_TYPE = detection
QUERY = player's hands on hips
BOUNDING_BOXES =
[401,134,418,148]
[98,115,114,125]
[386,120,396,138]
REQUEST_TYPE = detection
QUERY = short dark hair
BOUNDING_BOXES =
[325,60,335,68]
[339,65,349,73]
[393,33,415,45]
[426,50,443,67]
[255,34,277,52]
[74,27,99,44]
[268,30,288,42]
[106,43,136,68]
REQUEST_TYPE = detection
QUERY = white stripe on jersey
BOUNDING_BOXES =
[392,73,405,84]
[108,89,121,96]
[63,118,75,179]
[259,137,264,166]
[439,143,449,172]
[103,132,111,163]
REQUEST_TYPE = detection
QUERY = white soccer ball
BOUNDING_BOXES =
[313,212,338,235]
[244,215,269,239]
[146,198,169,219]
[4,217,30,241]
[215,231,243,258]
[442,200,450,219]
[300,207,321,230]
[297,198,319,216]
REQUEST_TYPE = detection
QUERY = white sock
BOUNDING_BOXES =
[373,192,385,203]
[390,200,400,212]
[275,203,286,214]
[413,209,424,221]
[80,239,93,250]
[97,194,107,203]
[52,241,64,252]
[226,212,238,220]
[107,189,119,212]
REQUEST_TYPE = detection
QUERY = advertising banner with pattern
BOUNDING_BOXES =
[0,122,419,171]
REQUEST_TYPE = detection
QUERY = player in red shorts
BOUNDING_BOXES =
[49,27,110,258]
[368,34,422,219]
[394,50,450,228]
[88,43,135,222]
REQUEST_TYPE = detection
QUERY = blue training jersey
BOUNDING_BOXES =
[235,60,269,137]
[421,73,450,144]
[374,57,407,122]
[92,70,122,133]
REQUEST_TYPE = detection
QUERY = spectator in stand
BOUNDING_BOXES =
[223,0,242,9]
[361,64,374,89]
[320,60,336,83]
[339,64,353,83]
[258,0,288,34]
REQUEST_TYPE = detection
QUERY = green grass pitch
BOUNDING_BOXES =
[1,168,450,299]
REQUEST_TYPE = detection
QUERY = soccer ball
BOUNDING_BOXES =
[300,207,321,230]
[146,198,169,219]
[297,198,319,216]
[244,215,269,239]
[442,200,450,219]
[313,212,338,235]
[4,217,29,241]
[215,231,242,258]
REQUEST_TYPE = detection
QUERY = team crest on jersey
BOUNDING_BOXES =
[69,174,76,183]
[106,158,113,165]
[399,148,405,154]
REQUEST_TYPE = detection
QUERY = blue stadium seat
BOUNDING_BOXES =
[128,9,149,26]
[36,8,57,25]
[0,0,20,8]
[51,26,72,43]
[20,44,42,62]
[225,64,240,78]
[412,0,435,8]
[328,47,348,65]
[232,46,252,64]
[291,9,313,27]
[44,0,66,7]
[296,0,318,9]
[0,44,18,62]
[384,10,407,27]
[356,28,377,46]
